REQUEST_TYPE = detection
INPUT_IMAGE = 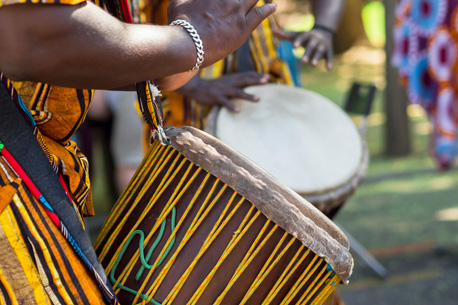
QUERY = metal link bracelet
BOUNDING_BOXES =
[170,19,205,72]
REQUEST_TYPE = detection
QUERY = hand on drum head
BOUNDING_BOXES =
[168,0,277,68]
[176,72,270,112]
[273,27,334,70]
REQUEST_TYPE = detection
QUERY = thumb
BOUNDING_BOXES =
[245,3,277,31]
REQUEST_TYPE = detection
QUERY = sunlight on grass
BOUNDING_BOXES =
[371,176,457,194]
[435,207,458,221]
[368,112,386,126]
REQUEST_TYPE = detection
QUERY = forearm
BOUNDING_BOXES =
[153,70,199,92]
[0,2,196,89]
[310,0,345,31]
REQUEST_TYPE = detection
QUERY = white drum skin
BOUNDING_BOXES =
[213,84,363,196]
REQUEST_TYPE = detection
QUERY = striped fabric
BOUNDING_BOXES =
[0,157,107,304]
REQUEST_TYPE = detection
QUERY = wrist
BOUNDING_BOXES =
[166,25,198,73]
[312,24,335,38]
[170,19,204,72]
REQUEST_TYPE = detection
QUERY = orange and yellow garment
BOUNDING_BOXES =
[0,0,114,303]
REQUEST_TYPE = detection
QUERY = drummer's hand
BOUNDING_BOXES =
[176,72,270,112]
[168,0,277,67]
[273,27,334,70]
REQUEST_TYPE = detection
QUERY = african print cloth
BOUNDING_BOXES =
[0,162,108,304]
[150,0,296,129]
[393,0,458,169]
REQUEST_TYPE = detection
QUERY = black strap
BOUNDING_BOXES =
[0,83,113,299]
[235,40,256,73]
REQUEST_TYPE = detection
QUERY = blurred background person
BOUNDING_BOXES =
[393,0,458,170]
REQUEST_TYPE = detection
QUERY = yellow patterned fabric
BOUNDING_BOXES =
[10,81,95,217]
[0,159,107,304]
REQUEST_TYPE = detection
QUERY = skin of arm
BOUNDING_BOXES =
[0,0,276,90]
[311,0,345,32]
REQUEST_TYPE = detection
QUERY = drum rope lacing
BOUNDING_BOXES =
[94,141,341,304]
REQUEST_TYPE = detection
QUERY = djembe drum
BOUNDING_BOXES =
[94,126,353,305]
[205,83,369,217]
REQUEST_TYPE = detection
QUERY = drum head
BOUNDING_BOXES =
[214,84,363,195]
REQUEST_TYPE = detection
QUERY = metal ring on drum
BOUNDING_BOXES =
[205,83,369,216]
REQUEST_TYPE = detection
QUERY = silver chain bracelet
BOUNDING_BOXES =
[170,19,205,72]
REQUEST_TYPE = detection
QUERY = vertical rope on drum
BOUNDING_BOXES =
[296,263,329,304]
[183,194,246,305]
[240,234,296,304]
[212,214,273,305]
[312,273,340,305]
[111,169,213,303]
[109,152,189,291]
[94,142,164,249]
[184,205,259,305]
[101,140,165,227]
[302,269,334,304]
[118,161,200,299]
[96,143,173,256]
[103,148,185,271]
[139,181,229,304]
[145,183,229,304]
[130,171,214,304]
[222,223,280,302]
[261,246,310,305]
[96,139,167,232]
[280,254,321,304]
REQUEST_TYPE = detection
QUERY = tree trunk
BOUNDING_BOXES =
[384,0,411,156]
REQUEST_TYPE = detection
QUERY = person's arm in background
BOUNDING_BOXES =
[0,0,276,90]
[274,0,345,70]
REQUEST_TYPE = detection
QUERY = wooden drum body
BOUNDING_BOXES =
[94,126,353,305]
[205,84,369,215]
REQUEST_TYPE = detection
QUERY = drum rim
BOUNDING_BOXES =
[302,140,369,213]
[205,101,368,213]
[166,125,353,283]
